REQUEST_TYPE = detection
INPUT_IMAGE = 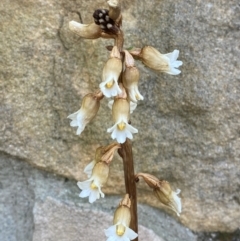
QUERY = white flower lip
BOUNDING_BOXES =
[67,109,86,135]
[83,160,96,178]
[104,224,138,241]
[77,178,105,203]
[107,119,138,144]
[127,85,144,103]
[100,76,122,98]
[172,189,182,216]
[164,50,183,75]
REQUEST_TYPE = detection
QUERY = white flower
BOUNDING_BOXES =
[67,93,100,135]
[104,224,138,241]
[136,46,183,75]
[77,162,109,203]
[107,118,138,144]
[108,100,137,114]
[135,173,182,216]
[100,47,123,98]
[122,65,144,103]
[77,178,104,203]
[83,160,96,178]
[68,109,86,135]
[107,98,138,143]
[154,180,182,216]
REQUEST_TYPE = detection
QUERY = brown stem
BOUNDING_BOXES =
[118,139,138,241]
[115,29,124,52]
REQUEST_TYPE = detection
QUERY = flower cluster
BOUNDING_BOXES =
[77,143,120,203]
[67,6,182,145]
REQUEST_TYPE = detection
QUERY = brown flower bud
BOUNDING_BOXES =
[107,0,122,22]
[69,21,102,39]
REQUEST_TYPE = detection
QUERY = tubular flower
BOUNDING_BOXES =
[154,183,182,216]
[132,46,182,75]
[107,98,138,143]
[123,66,143,103]
[122,50,143,103]
[135,173,182,216]
[100,46,122,98]
[104,194,138,241]
[67,92,102,135]
[77,161,109,203]
[69,21,102,39]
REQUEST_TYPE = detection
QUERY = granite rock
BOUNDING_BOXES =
[1,0,240,232]
[0,154,197,241]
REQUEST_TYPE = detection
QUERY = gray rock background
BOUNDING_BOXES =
[0,0,240,238]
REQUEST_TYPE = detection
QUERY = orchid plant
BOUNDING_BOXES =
[68,1,182,240]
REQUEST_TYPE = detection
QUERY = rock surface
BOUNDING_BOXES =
[0,154,196,241]
[1,0,240,233]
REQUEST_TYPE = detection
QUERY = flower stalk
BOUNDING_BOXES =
[68,0,183,240]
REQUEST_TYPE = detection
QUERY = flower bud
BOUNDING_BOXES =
[93,9,119,34]
[107,0,121,21]
[136,173,182,216]
[131,46,183,75]
[67,93,101,135]
[123,66,143,103]
[100,46,122,98]
[69,21,102,39]
[122,50,143,102]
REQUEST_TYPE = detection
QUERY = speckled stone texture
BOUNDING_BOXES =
[1,0,240,233]
[0,154,196,241]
